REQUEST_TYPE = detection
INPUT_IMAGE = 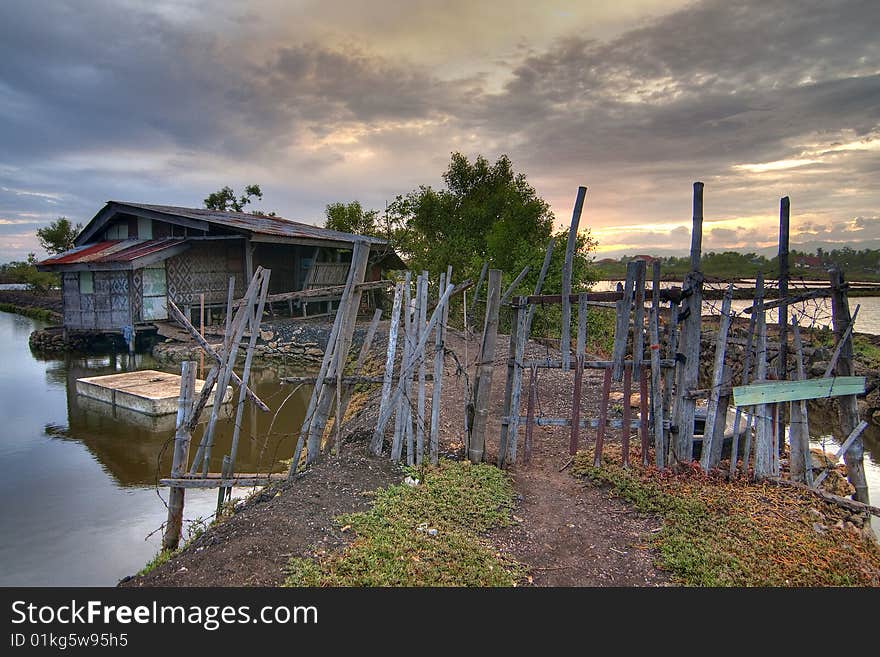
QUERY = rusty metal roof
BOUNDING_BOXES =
[113,202,388,245]
[38,239,188,267]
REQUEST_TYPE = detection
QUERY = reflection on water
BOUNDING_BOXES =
[0,311,311,586]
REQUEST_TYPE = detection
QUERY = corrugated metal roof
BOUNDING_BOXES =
[115,202,389,245]
[39,239,187,266]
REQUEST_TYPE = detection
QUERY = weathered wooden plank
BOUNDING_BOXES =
[372,281,403,455]
[307,244,370,461]
[622,364,632,466]
[468,262,488,330]
[163,360,197,550]
[752,273,772,479]
[732,377,865,407]
[469,269,502,463]
[416,272,429,465]
[160,474,287,489]
[576,293,587,358]
[829,268,869,503]
[729,306,757,478]
[823,304,861,379]
[522,358,675,369]
[373,282,456,450]
[510,416,653,430]
[498,301,523,467]
[500,266,530,307]
[594,367,612,467]
[561,186,587,371]
[570,355,584,455]
[789,317,811,484]
[227,271,271,473]
[523,364,537,464]
[428,270,448,465]
[390,273,413,463]
[671,183,704,466]
[662,299,679,467]
[812,421,869,490]
[632,260,646,368]
[649,304,665,469]
[700,282,733,472]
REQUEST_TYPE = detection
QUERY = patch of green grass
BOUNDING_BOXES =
[284,459,523,586]
[0,303,57,322]
[137,549,174,576]
[572,450,880,586]
[853,336,880,369]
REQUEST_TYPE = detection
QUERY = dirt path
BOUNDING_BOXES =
[124,325,669,587]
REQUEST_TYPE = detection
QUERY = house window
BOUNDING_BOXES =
[79,271,93,294]
[137,217,153,239]
[104,223,126,239]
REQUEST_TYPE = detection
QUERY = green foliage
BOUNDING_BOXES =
[36,217,81,255]
[2,254,58,295]
[137,549,173,577]
[323,201,380,236]
[381,153,597,293]
[284,459,523,586]
[0,304,57,322]
[204,184,275,215]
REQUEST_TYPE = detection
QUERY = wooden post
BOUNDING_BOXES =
[188,269,267,475]
[306,243,370,461]
[570,354,584,455]
[594,367,612,467]
[662,299,679,466]
[224,276,235,338]
[391,272,413,463]
[416,272,429,465]
[428,270,448,465]
[163,361,197,551]
[199,293,205,379]
[289,244,367,476]
[576,293,588,359]
[225,271,270,480]
[498,299,522,467]
[525,237,556,332]
[671,181,704,466]
[789,316,811,484]
[335,307,383,449]
[561,186,587,371]
[373,282,403,455]
[649,303,665,469]
[374,282,456,449]
[632,260,646,369]
[776,196,790,461]
[469,269,502,463]
[468,262,488,331]
[730,308,757,478]
[753,273,772,479]
[500,265,530,307]
[622,364,632,467]
[829,268,869,503]
[639,364,649,467]
[524,364,537,464]
[700,283,733,472]
[612,268,636,381]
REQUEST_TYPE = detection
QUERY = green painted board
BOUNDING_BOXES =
[732,376,865,407]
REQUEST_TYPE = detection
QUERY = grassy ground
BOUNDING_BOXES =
[0,302,58,323]
[572,447,880,586]
[284,459,523,586]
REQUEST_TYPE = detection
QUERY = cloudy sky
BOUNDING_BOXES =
[0,0,878,261]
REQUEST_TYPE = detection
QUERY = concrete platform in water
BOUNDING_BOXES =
[76,369,232,416]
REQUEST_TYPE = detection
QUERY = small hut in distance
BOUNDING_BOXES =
[37,201,402,339]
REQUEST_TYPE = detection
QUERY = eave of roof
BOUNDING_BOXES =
[37,239,190,270]
[107,202,389,246]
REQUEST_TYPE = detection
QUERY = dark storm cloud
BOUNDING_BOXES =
[479,0,880,171]
[0,0,877,261]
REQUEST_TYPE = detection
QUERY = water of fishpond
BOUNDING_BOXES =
[0,311,310,586]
